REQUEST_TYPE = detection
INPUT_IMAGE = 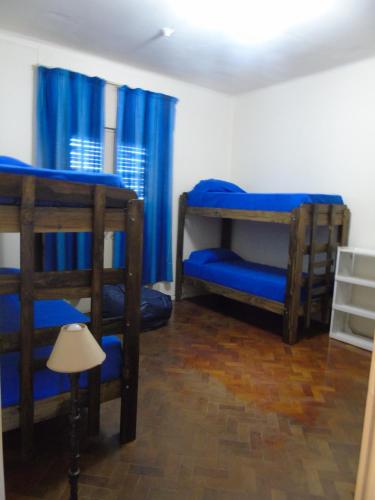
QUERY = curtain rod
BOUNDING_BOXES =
[32,64,121,88]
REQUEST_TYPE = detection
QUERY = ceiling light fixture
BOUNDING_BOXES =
[170,0,337,43]
[161,27,175,38]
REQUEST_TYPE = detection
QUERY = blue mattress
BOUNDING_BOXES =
[184,248,290,303]
[0,156,124,205]
[1,336,122,408]
[188,179,343,212]
[0,271,122,408]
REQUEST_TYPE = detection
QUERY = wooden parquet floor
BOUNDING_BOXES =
[4,297,371,500]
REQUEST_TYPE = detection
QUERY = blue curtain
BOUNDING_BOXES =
[114,86,177,284]
[36,66,105,271]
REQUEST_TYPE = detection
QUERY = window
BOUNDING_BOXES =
[69,137,103,173]
[116,145,146,199]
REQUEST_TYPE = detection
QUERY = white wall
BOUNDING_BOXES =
[0,31,234,294]
[2,29,373,290]
[231,57,375,267]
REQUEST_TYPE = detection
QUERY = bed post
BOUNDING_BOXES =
[221,219,232,249]
[20,176,36,458]
[304,205,319,330]
[120,198,143,444]
[283,206,307,345]
[340,206,351,246]
[175,193,187,301]
[88,185,106,437]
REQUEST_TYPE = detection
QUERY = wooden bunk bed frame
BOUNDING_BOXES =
[175,192,350,345]
[0,172,143,458]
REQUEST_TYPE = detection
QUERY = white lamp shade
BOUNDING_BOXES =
[47,323,106,373]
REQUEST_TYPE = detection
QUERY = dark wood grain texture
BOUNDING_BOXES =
[304,204,319,329]
[0,172,143,454]
[88,185,106,437]
[220,218,232,249]
[179,199,350,345]
[283,207,307,344]
[19,176,36,458]
[175,193,187,301]
[121,199,144,444]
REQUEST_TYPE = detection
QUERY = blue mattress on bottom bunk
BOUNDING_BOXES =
[184,248,290,303]
[1,336,122,408]
[0,276,122,408]
[188,179,344,212]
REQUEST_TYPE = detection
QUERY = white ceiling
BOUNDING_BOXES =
[0,0,375,94]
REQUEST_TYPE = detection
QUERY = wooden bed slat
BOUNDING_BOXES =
[187,206,293,224]
[0,268,126,295]
[187,203,345,225]
[0,206,127,232]
[2,379,121,433]
[0,173,136,208]
[0,318,126,355]
[183,275,285,315]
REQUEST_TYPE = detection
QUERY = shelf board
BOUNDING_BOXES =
[330,330,373,351]
[336,274,375,288]
[339,247,375,257]
[333,303,375,321]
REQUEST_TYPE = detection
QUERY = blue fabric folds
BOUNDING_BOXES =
[184,250,290,302]
[0,156,124,192]
[188,248,241,264]
[188,179,343,212]
[36,66,105,271]
[191,179,246,193]
[1,336,122,408]
[0,268,123,408]
[113,86,177,284]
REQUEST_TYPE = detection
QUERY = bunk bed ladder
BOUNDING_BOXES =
[88,185,106,436]
[175,193,187,301]
[320,205,338,324]
[121,199,144,443]
[20,176,36,458]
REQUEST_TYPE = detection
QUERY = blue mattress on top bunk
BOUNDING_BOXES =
[0,156,125,201]
[188,179,344,212]
[0,269,122,408]
[184,248,291,303]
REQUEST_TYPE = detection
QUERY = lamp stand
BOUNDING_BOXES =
[69,373,81,500]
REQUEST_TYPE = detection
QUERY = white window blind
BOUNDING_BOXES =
[69,137,103,173]
[116,145,146,199]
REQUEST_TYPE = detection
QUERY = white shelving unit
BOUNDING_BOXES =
[330,247,375,351]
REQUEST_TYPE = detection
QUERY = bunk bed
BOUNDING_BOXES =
[0,156,143,458]
[176,180,350,345]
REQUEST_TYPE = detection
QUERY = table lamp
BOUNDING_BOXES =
[47,324,106,500]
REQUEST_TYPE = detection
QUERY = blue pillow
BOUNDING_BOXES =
[188,248,241,264]
[191,179,246,194]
